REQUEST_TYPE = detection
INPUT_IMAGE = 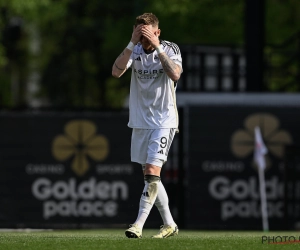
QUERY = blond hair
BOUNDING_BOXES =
[135,13,159,27]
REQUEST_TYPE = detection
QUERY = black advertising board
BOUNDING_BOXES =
[1,105,300,230]
[0,112,148,228]
[185,106,300,230]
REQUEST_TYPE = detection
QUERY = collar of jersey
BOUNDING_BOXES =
[141,40,162,55]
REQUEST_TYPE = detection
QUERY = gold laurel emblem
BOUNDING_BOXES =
[52,120,109,176]
[231,113,292,169]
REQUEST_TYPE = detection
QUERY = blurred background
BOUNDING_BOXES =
[0,0,300,231]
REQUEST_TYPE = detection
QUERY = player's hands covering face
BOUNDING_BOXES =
[131,24,143,45]
[141,25,160,48]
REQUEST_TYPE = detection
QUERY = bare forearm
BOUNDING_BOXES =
[158,53,181,82]
[112,48,132,78]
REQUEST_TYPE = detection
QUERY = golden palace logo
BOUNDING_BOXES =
[231,113,292,169]
[52,120,109,176]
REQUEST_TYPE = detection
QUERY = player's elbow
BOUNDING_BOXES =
[112,71,121,78]
[112,68,122,78]
[171,72,181,82]
[170,66,182,82]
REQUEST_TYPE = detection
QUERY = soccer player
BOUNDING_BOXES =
[112,13,182,238]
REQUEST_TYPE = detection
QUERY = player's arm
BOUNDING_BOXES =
[112,24,143,78]
[156,53,182,82]
[112,48,132,78]
[141,25,182,82]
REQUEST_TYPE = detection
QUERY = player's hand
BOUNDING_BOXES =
[141,25,160,48]
[131,24,143,45]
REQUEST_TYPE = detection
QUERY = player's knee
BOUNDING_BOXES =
[144,162,162,176]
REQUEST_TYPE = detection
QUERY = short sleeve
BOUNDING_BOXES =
[162,41,183,72]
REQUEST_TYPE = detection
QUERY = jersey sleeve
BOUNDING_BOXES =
[162,41,183,72]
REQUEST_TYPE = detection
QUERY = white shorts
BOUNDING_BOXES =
[131,128,176,167]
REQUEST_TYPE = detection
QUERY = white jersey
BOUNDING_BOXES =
[126,40,182,129]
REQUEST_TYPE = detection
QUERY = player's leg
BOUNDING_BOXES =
[125,129,154,238]
[125,128,178,238]
[131,163,161,227]
[125,164,161,238]
[152,181,178,238]
[151,128,178,238]
[155,181,175,226]
[141,162,175,229]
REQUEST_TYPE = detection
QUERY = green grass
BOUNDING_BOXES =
[0,229,300,250]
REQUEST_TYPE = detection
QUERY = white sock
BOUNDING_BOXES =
[155,181,175,226]
[134,180,159,229]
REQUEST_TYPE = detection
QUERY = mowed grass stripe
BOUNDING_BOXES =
[0,230,299,250]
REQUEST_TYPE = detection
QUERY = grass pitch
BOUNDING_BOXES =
[0,229,299,250]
